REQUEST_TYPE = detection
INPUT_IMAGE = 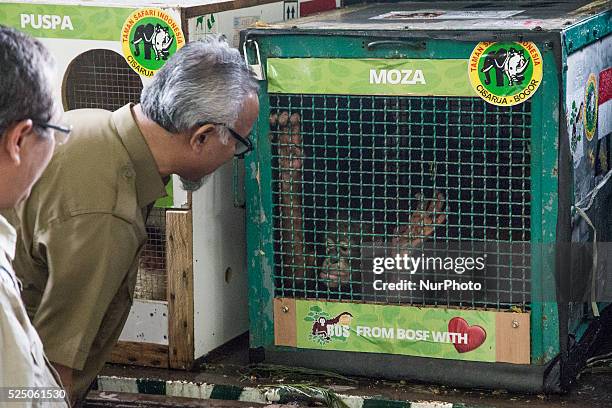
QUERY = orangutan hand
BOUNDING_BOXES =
[392,192,446,249]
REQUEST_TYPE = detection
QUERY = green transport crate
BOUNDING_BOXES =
[242,1,612,392]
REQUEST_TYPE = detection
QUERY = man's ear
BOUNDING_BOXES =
[2,119,33,165]
[189,123,216,153]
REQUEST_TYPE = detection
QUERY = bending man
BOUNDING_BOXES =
[10,36,259,405]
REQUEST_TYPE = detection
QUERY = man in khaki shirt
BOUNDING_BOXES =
[11,37,259,405]
[0,26,69,406]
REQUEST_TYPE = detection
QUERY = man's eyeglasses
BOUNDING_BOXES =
[33,121,72,145]
[199,122,253,158]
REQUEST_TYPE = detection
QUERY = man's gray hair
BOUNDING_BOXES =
[141,36,259,141]
[0,26,56,134]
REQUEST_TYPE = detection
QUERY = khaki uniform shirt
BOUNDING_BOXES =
[0,215,68,407]
[11,104,166,402]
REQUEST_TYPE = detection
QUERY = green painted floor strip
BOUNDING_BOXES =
[209,384,245,401]
[136,378,165,395]
[95,375,491,408]
[363,398,411,408]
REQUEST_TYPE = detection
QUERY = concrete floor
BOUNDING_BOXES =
[94,334,612,408]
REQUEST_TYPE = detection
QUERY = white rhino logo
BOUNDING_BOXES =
[153,24,174,61]
[503,48,529,86]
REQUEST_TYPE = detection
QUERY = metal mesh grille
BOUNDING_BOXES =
[63,49,143,111]
[270,94,532,310]
[134,207,167,301]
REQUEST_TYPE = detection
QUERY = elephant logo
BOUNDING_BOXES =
[480,47,529,87]
[132,23,174,61]
[481,48,507,87]
[121,8,185,77]
[469,41,543,107]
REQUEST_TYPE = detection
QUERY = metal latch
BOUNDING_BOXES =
[243,39,265,80]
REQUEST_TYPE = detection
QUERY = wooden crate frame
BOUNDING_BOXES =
[110,209,195,370]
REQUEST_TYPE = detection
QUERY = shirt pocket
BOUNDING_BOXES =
[113,165,141,225]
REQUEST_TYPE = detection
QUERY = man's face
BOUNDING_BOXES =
[21,126,57,200]
[179,92,259,188]
[0,120,56,207]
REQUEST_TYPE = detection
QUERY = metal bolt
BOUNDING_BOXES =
[282,306,289,313]
[512,319,520,328]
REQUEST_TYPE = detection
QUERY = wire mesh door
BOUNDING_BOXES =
[134,207,168,301]
[270,94,532,311]
[63,49,143,111]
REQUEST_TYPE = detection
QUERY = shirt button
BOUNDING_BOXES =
[123,167,135,179]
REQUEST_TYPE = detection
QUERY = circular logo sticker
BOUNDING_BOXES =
[121,8,185,77]
[469,42,543,106]
[584,73,598,141]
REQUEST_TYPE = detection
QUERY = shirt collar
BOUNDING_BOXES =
[0,215,16,263]
[112,104,167,209]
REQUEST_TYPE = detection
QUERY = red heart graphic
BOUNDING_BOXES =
[448,317,487,353]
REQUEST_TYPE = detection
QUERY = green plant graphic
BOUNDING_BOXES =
[570,100,582,154]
